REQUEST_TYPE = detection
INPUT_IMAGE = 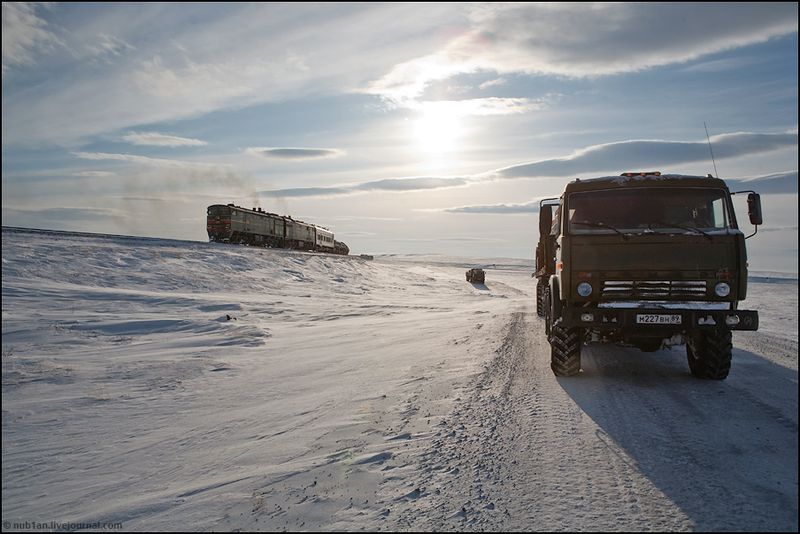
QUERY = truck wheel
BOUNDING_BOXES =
[550,324,581,376]
[536,280,546,317]
[686,328,732,380]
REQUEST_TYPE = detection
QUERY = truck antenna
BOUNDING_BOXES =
[704,121,719,178]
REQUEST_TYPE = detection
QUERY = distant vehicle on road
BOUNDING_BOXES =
[466,268,485,284]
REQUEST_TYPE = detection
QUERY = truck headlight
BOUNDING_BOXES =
[577,282,593,297]
[714,282,731,297]
[725,315,740,326]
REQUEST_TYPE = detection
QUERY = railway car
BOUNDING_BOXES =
[285,217,315,250]
[206,204,348,255]
[315,227,335,250]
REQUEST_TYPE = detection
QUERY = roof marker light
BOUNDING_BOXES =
[621,171,661,177]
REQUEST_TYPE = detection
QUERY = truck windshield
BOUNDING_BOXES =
[568,188,730,235]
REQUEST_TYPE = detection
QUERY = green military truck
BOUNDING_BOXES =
[535,172,762,379]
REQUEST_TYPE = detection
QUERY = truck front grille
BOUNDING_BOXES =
[601,280,707,299]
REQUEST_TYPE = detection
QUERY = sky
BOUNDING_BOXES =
[2,2,798,272]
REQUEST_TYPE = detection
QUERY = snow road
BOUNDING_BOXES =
[2,227,797,531]
[383,312,797,532]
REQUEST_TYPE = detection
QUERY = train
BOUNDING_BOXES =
[206,203,349,255]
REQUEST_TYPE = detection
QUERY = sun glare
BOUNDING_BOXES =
[414,104,462,154]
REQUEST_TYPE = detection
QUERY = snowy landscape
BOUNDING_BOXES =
[2,226,797,531]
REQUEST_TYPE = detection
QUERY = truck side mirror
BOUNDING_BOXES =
[747,193,763,226]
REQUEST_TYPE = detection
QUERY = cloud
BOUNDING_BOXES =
[121,131,207,147]
[118,196,170,203]
[409,97,547,116]
[368,3,798,101]
[727,170,798,194]
[758,225,798,233]
[440,201,541,214]
[494,132,798,179]
[6,4,794,148]
[72,151,223,169]
[260,186,352,198]
[681,57,758,73]
[72,170,118,177]
[67,153,261,208]
[1,3,62,74]
[2,206,126,222]
[245,147,343,160]
[354,177,469,192]
[438,170,797,215]
[328,216,403,222]
[85,33,135,62]
[478,77,507,90]
[2,3,463,146]
[256,131,796,199]
[260,176,471,198]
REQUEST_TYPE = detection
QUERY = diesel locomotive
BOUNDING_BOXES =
[207,204,349,255]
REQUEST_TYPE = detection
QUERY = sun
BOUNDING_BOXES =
[414,103,462,154]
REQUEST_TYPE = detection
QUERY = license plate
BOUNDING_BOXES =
[636,314,682,325]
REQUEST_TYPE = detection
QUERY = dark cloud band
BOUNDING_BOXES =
[441,170,797,215]
[261,177,470,197]
[496,133,798,179]
[248,148,342,160]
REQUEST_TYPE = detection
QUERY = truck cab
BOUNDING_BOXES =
[535,172,762,379]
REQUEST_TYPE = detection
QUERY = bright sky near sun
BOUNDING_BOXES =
[2,3,798,271]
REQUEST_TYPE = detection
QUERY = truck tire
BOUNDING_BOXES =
[550,324,581,376]
[536,280,546,317]
[686,328,732,380]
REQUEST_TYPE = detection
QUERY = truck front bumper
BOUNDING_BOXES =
[561,307,758,331]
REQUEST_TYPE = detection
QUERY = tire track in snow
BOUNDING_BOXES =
[383,309,796,531]
[384,310,668,531]
[382,310,533,530]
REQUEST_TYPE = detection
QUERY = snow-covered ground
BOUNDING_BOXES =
[2,227,797,532]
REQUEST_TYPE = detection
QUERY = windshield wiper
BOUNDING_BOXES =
[648,221,713,240]
[571,221,630,240]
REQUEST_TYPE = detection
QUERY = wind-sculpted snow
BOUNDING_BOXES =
[1,227,797,531]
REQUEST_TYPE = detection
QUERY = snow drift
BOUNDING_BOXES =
[2,227,797,531]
